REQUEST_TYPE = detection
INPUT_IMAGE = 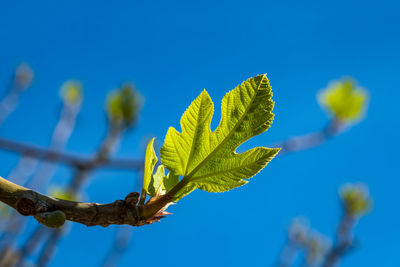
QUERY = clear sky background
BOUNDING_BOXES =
[0,1,399,266]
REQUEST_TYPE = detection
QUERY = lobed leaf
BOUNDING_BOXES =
[163,171,179,192]
[161,74,280,200]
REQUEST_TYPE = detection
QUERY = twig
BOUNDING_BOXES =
[276,240,301,267]
[100,226,133,267]
[0,224,48,267]
[273,119,345,156]
[322,215,355,267]
[13,226,48,267]
[0,97,83,265]
[0,64,32,127]
[0,88,21,126]
[36,228,64,267]
[32,126,136,267]
[0,137,143,171]
[7,157,38,186]
[28,99,82,190]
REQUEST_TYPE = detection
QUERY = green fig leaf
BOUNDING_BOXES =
[163,171,179,192]
[161,74,280,200]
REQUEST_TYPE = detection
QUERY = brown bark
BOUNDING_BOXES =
[0,177,167,227]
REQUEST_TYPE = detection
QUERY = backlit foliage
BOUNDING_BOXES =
[318,78,368,123]
[141,74,280,202]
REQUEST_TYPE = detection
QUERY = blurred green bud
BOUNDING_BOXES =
[105,83,142,128]
[339,182,372,217]
[318,78,368,123]
[60,80,83,105]
[48,186,78,202]
[34,210,66,228]
[14,63,34,90]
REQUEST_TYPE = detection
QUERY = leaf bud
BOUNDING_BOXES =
[105,83,142,128]
[34,210,66,228]
[317,78,368,123]
[60,80,83,105]
[339,182,372,217]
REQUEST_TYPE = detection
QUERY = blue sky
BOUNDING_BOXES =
[0,0,399,266]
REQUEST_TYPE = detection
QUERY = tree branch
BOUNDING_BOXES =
[37,228,63,267]
[0,137,143,171]
[0,176,158,227]
[100,226,133,267]
[322,215,356,267]
[0,63,33,127]
[273,119,345,156]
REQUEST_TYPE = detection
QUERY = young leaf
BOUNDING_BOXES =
[142,138,157,196]
[148,165,166,197]
[161,74,280,200]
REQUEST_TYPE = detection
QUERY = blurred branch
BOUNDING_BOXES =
[100,226,133,267]
[275,183,371,267]
[276,217,309,267]
[32,125,137,267]
[28,88,83,190]
[322,215,355,267]
[0,136,143,171]
[275,77,369,157]
[36,228,63,267]
[276,240,300,267]
[7,157,38,187]
[0,64,33,127]
[273,119,344,156]
[13,226,48,267]
[321,183,371,267]
[0,75,145,267]
[0,87,83,265]
[0,86,23,125]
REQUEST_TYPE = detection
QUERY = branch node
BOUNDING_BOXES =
[125,192,139,207]
[16,197,36,216]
